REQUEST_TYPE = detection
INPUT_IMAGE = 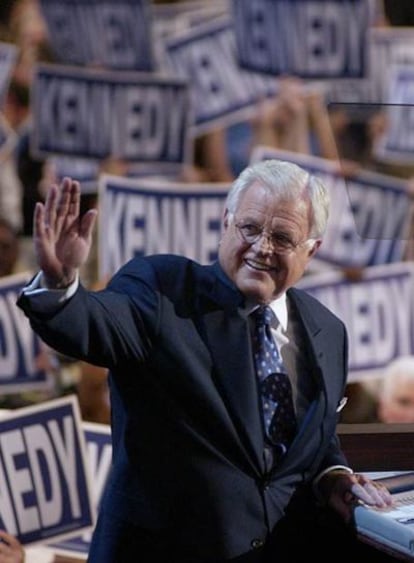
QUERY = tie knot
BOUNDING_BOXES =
[254,305,275,327]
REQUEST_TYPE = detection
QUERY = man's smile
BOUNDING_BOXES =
[245,258,277,272]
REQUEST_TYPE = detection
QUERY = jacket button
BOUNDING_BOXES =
[251,538,264,549]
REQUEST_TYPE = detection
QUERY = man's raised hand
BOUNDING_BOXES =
[34,177,97,288]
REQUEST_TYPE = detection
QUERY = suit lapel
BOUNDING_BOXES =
[288,289,339,421]
[200,264,264,470]
[269,290,328,470]
[288,289,325,373]
[204,308,265,471]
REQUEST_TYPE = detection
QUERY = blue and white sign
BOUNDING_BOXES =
[48,422,112,558]
[47,156,100,195]
[298,262,414,379]
[374,64,414,164]
[98,174,230,278]
[0,273,52,394]
[0,395,94,545]
[326,27,414,108]
[39,0,154,71]
[31,64,192,165]
[152,0,229,43]
[232,0,369,79]
[159,17,277,135]
[250,147,410,268]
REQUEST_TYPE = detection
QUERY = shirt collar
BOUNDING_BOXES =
[245,293,288,330]
[269,294,288,331]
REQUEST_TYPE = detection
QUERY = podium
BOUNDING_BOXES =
[338,423,414,472]
[338,423,414,561]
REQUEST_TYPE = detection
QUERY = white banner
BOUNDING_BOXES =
[373,64,414,164]
[159,17,277,135]
[0,273,53,394]
[326,27,414,108]
[152,0,229,43]
[98,174,230,279]
[298,262,414,380]
[48,422,112,559]
[39,0,154,70]
[232,0,369,78]
[0,395,95,545]
[31,64,192,166]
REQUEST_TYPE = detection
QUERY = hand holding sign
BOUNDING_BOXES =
[0,530,25,563]
[34,178,97,289]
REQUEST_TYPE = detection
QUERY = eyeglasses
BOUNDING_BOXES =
[234,221,311,255]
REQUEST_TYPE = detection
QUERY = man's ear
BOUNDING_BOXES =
[222,208,230,229]
[307,239,322,258]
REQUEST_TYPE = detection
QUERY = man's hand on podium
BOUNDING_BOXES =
[318,469,393,523]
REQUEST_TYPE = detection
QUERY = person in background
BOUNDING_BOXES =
[338,381,379,424]
[189,128,235,183]
[383,0,414,26]
[5,0,52,87]
[0,217,23,277]
[251,77,338,161]
[377,356,414,423]
[17,161,393,562]
[76,360,110,425]
[1,77,46,271]
[0,78,31,237]
[340,356,414,425]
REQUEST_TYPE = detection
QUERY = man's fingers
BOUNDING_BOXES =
[79,209,98,240]
[57,178,80,233]
[351,481,392,507]
[33,201,46,239]
[65,178,81,220]
[43,184,59,233]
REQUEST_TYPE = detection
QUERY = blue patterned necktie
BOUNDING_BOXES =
[252,305,297,458]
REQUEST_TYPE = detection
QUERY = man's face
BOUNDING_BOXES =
[218,182,320,304]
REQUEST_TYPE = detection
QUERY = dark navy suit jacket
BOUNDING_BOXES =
[17,255,349,561]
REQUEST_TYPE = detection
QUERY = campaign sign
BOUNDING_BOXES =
[152,0,229,41]
[326,27,414,108]
[298,262,414,380]
[48,156,100,195]
[373,65,414,164]
[0,42,18,106]
[159,17,277,135]
[250,147,409,268]
[0,395,94,545]
[0,273,52,394]
[48,422,112,559]
[39,0,154,71]
[31,64,192,165]
[232,0,369,79]
[98,174,229,278]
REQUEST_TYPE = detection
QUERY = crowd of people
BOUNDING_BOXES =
[0,0,414,561]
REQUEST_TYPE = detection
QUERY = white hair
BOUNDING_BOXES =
[225,159,330,239]
[380,356,414,398]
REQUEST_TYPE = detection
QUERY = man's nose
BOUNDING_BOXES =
[254,232,274,252]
